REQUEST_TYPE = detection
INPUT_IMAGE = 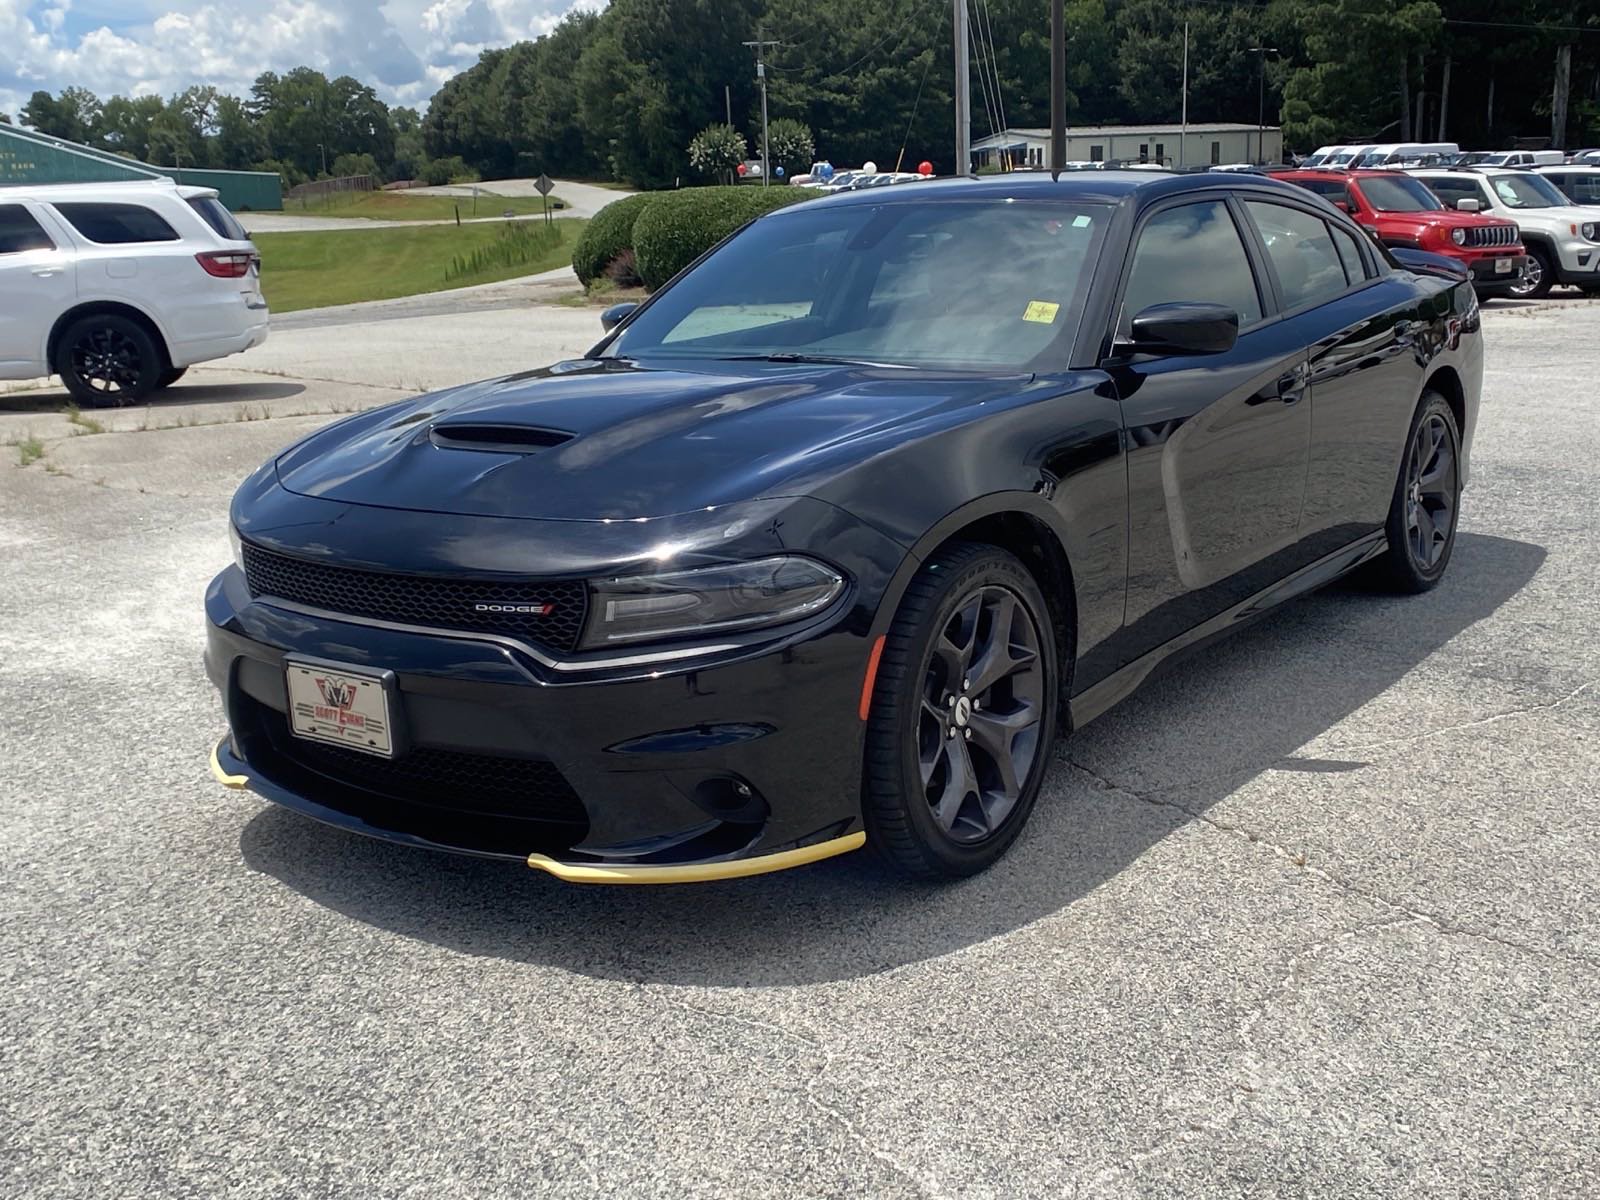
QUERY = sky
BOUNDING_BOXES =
[0,0,601,118]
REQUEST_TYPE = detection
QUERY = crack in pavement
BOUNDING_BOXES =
[1081,914,1430,1196]
[1327,680,1594,755]
[1064,758,1592,968]
[638,986,940,1199]
[1065,751,1599,1193]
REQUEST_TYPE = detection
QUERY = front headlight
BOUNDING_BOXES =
[1583,222,1598,242]
[228,523,245,572]
[1450,227,1467,246]
[581,556,845,648]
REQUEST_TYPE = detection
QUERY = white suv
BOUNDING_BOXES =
[0,179,268,405]
[1409,167,1600,298]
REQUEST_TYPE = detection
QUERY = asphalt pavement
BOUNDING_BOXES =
[1,296,1597,1198]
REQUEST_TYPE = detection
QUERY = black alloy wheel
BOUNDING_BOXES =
[1508,247,1552,299]
[55,314,163,407]
[1371,391,1461,593]
[865,543,1060,879]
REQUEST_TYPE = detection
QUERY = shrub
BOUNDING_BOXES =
[422,155,471,186]
[604,247,641,288]
[688,123,747,184]
[571,191,656,287]
[330,152,380,181]
[632,186,814,291]
[765,118,816,179]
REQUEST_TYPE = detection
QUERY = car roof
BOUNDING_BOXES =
[801,169,1314,210]
[1536,164,1600,173]
[0,178,216,203]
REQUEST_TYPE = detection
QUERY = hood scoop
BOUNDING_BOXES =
[428,423,574,454]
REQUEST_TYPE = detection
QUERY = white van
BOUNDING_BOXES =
[1480,150,1565,167]
[1324,145,1378,168]
[1357,142,1459,167]
[1301,144,1347,167]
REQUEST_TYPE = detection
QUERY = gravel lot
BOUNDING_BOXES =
[2,296,1597,1198]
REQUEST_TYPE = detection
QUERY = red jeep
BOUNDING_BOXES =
[1270,169,1527,297]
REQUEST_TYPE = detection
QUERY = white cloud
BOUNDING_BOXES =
[0,0,599,118]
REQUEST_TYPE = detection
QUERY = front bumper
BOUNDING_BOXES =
[205,543,885,881]
[1465,252,1530,295]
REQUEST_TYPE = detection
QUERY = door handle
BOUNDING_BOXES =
[31,266,62,278]
[1276,364,1309,405]
[1393,319,1416,342]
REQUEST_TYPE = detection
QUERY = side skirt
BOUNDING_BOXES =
[1068,531,1387,732]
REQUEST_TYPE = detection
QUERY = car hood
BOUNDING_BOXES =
[1372,209,1514,231]
[274,357,1042,521]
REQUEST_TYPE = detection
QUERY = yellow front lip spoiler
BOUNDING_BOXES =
[209,741,249,789]
[527,830,866,884]
[210,737,863,884]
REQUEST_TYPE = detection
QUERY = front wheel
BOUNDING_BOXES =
[1369,391,1462,594]
[156,366,188,389]
[864,543,1060,880]
[55,314,163,407]
[1508,247,1552,300]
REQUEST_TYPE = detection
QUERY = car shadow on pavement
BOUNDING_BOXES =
[0,381,304,413]
[239,532,1545,986]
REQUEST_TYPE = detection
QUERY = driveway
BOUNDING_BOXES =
[2,298,1596,1198]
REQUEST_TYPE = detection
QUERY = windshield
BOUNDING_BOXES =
[1301,153,1328,167]
[1357,176,1443,212]
[1328,149,1367,165]
[607,199,1109,371]
[1490,173,1569,209]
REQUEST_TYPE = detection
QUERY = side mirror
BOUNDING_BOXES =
[1455,198,1481,213]
[599,301,639,333]
[1122,302,1239,356]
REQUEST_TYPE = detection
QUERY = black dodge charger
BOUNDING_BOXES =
[207,171,1480,882]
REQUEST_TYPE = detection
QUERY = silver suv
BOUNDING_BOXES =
[0,179,269,405]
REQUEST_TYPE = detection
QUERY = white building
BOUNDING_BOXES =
[971,122,1284,170]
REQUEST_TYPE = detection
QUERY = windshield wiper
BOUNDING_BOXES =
[720,352,910,368]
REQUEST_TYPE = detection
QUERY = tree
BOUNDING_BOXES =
[331,152,381,179]
[764,117,815,177]
[21,88,101,142]
[211,95,268,169]
[96,95,165,159]
[689,123,748,182]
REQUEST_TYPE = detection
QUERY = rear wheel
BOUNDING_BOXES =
[864,543,1060,879]
[1369,391,1461,594]
[55,314,163,407]
[1508,247,1552,299]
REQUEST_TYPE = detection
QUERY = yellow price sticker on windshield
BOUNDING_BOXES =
[1023,300,1060,324]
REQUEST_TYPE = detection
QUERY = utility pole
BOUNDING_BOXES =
[1248,47,1277,165]
[1180,21,1189,168]
[725,85,732,127]
[743,28,781,187]
[1049,0,1064,174]
[954,0,971,176]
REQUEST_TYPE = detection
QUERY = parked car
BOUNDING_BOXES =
[208,171,1481,883]
[1451,152,1495,167]
[1299,144,1349,168]
[1479,150,1565,167]
[1534,164,1600,206]
[0,179,267,405]
[1409,167,1600,298]
[1354,143,1459,168]
[1270,168,1527,297]
[1322,145,1379,168]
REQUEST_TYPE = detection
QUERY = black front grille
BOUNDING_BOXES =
[242,542,587,652]
[254,702,588,834]
[1465,224,1518,248]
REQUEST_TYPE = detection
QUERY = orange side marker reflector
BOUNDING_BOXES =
[859,634,887,721]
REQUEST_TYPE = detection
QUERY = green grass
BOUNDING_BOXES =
[16,435,44,466]
[285,190,568,222]
[64,404,105,435]
[254,218,587,313]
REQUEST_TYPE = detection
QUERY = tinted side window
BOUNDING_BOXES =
[188,197,248,241]
[1328,224,1371,284]
[1123,201,1263,329]
[52,202,179,244]
[1296,178,1351,206]
[0,205,55,254]
[1245,201,1350,310]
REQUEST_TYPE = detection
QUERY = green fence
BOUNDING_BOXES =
[0,124,283,210]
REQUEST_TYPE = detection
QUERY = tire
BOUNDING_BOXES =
[864,542,1061,880]
[1508,246,1552,300]
[54,314,164,407]
[1368,391,1462,594]
[156,366,188,389]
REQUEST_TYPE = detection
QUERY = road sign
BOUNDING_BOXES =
[534,174,554,196]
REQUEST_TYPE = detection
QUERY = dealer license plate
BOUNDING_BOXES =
[285,662,395,757]
[1495,257,1514,274]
